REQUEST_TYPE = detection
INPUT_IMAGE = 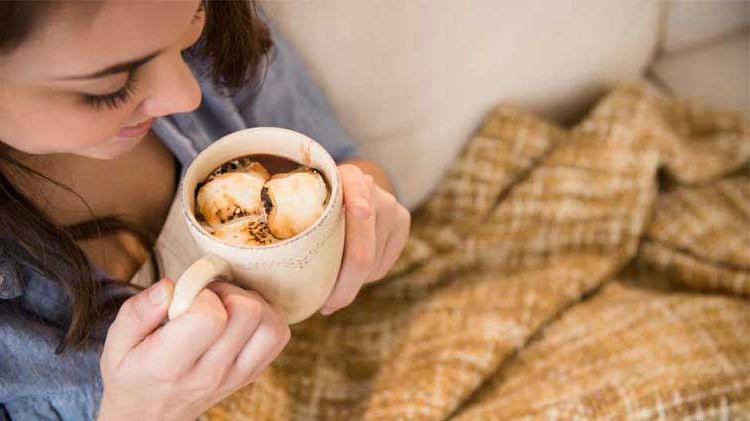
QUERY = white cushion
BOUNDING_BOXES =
[652,30,749,122]
[263,0,660,209]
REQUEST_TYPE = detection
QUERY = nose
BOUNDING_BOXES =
[140,52,202,117]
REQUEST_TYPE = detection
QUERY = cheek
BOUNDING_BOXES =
[0,92,132,155]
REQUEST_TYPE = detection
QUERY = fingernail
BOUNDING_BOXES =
[350,197,371,219]
[320,307,335,316]
[148,282,167,305]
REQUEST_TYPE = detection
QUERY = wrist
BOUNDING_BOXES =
[97,396,165,421]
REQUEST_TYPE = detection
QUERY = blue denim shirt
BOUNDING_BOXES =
[0,16,357,420]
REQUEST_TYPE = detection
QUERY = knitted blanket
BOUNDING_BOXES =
[206,85,750,420]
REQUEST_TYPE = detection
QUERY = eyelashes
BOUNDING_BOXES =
[81,3,204,111]
[81,72,139,111]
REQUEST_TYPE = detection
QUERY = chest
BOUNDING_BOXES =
[14,132,178,281]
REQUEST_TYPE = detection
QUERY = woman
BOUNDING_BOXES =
[0,1,411,419]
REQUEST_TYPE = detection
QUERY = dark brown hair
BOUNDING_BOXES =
[0,1,272,352]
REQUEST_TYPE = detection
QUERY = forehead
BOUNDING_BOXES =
[1,0,199,82]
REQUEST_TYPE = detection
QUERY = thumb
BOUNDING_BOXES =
[102,279,174,366]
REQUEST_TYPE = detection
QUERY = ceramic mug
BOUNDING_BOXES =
[167,127,346,324]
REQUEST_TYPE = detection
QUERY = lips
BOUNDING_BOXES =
[117,117,155,138]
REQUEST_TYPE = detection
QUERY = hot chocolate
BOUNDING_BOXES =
[194,155,330,247]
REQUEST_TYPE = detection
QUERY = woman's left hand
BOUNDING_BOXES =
[319,163,411,315]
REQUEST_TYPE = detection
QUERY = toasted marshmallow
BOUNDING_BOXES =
[205,159,270,182]
[196,164,270,226]
[211,217,276,247]
[264,169,328,239]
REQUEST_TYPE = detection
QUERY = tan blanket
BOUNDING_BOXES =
[206,85,750,420]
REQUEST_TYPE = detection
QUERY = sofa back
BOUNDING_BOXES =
[263,0,661,208]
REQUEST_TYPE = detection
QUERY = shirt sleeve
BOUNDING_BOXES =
[0,301,104,421]
[231,12,360,163]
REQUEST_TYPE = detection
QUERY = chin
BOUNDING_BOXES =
[78,134,144,160]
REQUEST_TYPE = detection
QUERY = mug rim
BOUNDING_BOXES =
[179,127,342,250]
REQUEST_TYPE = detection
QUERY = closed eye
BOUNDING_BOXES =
[79,2,205,111]
[80,71,138,111]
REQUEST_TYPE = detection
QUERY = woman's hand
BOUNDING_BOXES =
[98,279,290,421]
[320,163,411,315]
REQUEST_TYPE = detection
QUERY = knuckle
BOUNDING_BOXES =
[225,294,264,321]
[112,298,148,330]
[379,190,397,211]
[190,307,229,334]
[117,297,138,320]
[385,191,397,206]
[201,368,226,390]
[207,310,229,331]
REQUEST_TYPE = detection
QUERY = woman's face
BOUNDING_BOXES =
[0,1,205,159]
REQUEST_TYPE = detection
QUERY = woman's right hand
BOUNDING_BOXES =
[97,279,291,421]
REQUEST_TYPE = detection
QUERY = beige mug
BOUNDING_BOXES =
[167,127,346,324]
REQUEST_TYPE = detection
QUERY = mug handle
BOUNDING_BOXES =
[167,253,234,320]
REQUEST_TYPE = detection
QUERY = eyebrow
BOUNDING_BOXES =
[55,49,164,81]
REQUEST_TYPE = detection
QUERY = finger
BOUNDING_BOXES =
[222,302,290,390]
[129,288,228,380]
[370,205,411,281]
[322,166,376,313]
[245,313,290,385]
[102,279,173,368]
[187,282,264,388]
[339,164,373,219]
[365,187,398,283]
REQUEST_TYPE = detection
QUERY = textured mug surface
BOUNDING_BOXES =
[172,127,345,324]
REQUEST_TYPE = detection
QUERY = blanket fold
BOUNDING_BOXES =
[206,84,750,420]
